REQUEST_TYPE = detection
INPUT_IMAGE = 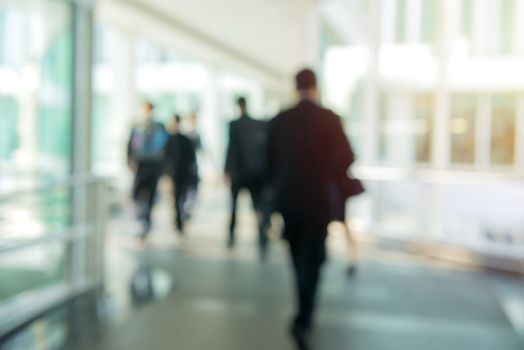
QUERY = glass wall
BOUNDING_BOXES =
[491,95,516,165]
[450,94,476,165]
[0,0,72,179]
[414,93,433,163]
[91,26,277,181]
[321,0,524,257]
[0,0,76,334]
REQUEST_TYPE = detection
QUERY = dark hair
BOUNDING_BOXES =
[173,114,182,124]
[295,68,317,90]
[236,96,247,109]
[144,101,154,110]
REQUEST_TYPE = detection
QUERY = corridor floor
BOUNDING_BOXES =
[2,184,524,350]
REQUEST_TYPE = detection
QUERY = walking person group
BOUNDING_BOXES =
[126,68,363,349]
[127,102,199,240]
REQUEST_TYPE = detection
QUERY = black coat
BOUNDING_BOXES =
[225,115,268,184]
[267,100,354,224]
[164,132,197,186]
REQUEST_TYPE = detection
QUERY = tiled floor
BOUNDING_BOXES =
[2,184,524,350]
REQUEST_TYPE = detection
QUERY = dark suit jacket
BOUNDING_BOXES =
[225,115,268,184]
[267,100,354,225]
[164,132,197,186]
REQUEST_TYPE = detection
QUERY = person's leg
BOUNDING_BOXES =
[228,184,240,248]
[248,183,269,259]
[343,219,358,276]
[143,172,160,234]
[133,176,147,221]
[184,171,199,217]
[300,227,327,328]
[174,182,184,233]
[284,216,310,329]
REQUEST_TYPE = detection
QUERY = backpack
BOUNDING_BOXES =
[130,122,168,162]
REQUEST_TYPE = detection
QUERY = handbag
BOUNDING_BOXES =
[338,171,365,199]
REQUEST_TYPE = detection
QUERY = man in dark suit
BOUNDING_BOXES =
[267,69,354,341]
[164,114,198,234]
[225,97,271,259]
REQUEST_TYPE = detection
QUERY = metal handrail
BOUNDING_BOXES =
[0,173,106,203]
[352,165,524,185]
[0,226,91,254]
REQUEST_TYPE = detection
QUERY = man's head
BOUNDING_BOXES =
[143,101,154,121]
[236,96,247,115]
[295,68,319,102]
[172,114,182,132]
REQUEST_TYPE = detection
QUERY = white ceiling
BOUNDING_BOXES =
[99,0,323,89]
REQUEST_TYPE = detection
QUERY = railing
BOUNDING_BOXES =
[0,174,109,337]
[350,166,524,271]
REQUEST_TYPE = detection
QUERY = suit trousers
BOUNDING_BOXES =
[284,214,327,328]
[229,180,270,250]
[173,181,189,231]
[133,163,162,230]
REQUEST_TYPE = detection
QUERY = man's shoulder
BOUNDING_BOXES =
[152,121,166,130]
[229,118,242,129]
[178,133,192,143]
[272,107,293,123]
[170,133,194,147]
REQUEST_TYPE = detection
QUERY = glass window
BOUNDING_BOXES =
[0,242,67,302]
[451,94,476,164]
[346,81,365,159]
[0,97,19,162]
[461,0,474,39]
[420,0,437,44]
[491,95,516,165]
[94,25,111,64]
[414,93,433,163]
[92,94,110,165]
[378,93,389,162]
[0,1,73,177]
[38,29,73,172]
[500,0,515,54]
[396,0,407,43]
[0,11,5,63]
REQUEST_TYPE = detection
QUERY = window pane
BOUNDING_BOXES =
[378,93,389,162]
[500,0,515,54]
[461,0,473,38]
[414,93,433,162]
[0,97,19,162]
[0,1,72,177]
[0,242,67,302]
[451,94,476,164]
[491,95,516,165]
[421,0,437,44]
[396,0,406,42]
[347,81,365,159]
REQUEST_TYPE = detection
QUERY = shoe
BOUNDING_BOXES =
[139,229,149,243]
[346,264,357,277]
[176,223,185,236]
[227,234,235,250]
[290,322,312,350]
[259,246,268,262]
[139,220,151,240]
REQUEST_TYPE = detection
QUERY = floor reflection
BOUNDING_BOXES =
[0,257,175,350]
[129,261,174,307]
[0,290,105,350]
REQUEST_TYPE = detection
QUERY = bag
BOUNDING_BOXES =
[338,171,365,199]
[130,122,168,162]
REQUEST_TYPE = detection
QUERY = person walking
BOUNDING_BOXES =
[267,69,354,345]
[164,114,198,234]
[225,96,271,259]
[127,101,169,240]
